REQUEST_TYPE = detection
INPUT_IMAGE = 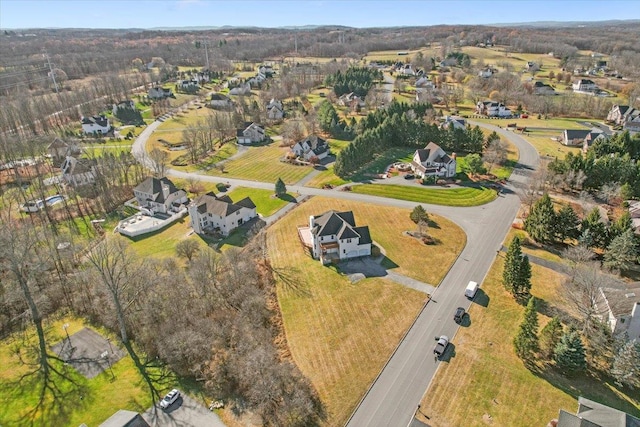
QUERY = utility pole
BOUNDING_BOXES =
[44,51,59,94]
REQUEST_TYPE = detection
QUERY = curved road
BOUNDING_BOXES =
[132,120,539,427]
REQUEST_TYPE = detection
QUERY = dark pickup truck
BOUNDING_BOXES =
[433,335,449,357]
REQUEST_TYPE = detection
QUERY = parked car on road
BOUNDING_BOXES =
[160,389,180,409]
[404,174,415,180]
[454,307,466,323]
[433,335,449,357]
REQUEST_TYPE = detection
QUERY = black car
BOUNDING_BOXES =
[404,174,415,180]
[454,307,466,323]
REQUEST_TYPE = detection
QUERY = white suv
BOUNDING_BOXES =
[159,389,180,409]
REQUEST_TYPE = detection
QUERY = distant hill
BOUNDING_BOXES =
[490,19,640,28]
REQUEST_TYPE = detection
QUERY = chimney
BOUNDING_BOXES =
[451,152,457,159]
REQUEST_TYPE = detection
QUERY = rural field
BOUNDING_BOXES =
[267,196,465,425]
[417,256,640,427]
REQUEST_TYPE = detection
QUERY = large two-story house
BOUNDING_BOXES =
[133,177,187,215]
[305,210,372,264]
[607,104,640,134]
[237,122,266,145]
[598,286,640,342]
[81,115,110,134]
[266,98,284,120]
[61,156,97,187]
[411,142,457,179]
[291,135,329,161]
[572,79,598,93]
[188,192,257,236]
[475,101,512,117]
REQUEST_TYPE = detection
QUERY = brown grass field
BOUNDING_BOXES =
[267,196,466,425]
[417,252,640,427]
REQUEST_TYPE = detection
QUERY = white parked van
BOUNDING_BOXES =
[465,281,479,299]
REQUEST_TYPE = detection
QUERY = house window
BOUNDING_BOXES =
[347,239,352,243]
[343,249,346,254]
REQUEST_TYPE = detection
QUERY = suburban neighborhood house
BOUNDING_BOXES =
[533,81,557,95]
[298,210,372,264]
[210,93,234,109]
[112,100,135,115]
[607,104,640,134]
[598,287,640,342]
[148,86,173,99]
[560,128,606,149]
[133,177,188,215]
[60,156,97,187]
[188,192,257,236]
[291,135,329,161]
[554,397,640,427]
[81,115,110,134]
[411,142,457,179]
[47,138,79,162]
[475,100,512,117]
[337,92,365,109]
[266,98,284,120]
[572,78,598,93]
[237,122,266,145]
[440,115,467,130]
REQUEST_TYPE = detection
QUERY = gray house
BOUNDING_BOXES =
[554,397,640,427]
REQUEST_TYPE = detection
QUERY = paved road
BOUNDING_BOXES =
[345,122,539,427]
[132,119,539,427]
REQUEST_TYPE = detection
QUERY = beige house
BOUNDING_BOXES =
[598,286,640,342]
[236,122,266,145]
[133,177,187,215]
[188,192,257,236]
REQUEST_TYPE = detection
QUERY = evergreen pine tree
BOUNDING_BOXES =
[514,255,532,300]
[580,207,608,249]
[610,339,640,389]
[524,193,556,243]
[555,204,580,242]
[604,229,639,272]
[513,296,539,360]
[539,317,563,359]
[503,236,523,293]
[554,328,587,374]
[410,205,429,224]
[275,178,287,198]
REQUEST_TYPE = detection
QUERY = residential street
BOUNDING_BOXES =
[132,119,539,427]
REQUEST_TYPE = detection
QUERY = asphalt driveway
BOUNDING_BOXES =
[143,394,225,427]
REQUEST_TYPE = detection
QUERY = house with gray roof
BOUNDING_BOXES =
[237,122,265,145]
[598,286,640,342]
[302,210,372,264]
[61,155,97,187]
[99,409,149,427]
[292,135,329,161]
[561,128,606,148]
[554,396,640,427]
[133,177,187,215]
[411,142,457,179]
[188,192,257,236]
[81,115,110,134]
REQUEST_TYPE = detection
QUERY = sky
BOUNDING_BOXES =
[1,0,639,29]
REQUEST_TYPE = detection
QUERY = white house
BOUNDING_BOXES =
[210,93,234,110]
[556,397,640,427]
[396,64,415,76]
[411,142,457,179]
[415,76,434,88]
[475,101,512,117]
[133,176,187,215]
[237,122,266,145]
[81,115,110,134]
[477,68,495,78]
[266,98,284,120]
[60,156,97,187]
[188,192,257,236]
[598,287,640,342]
[305,210,372,264]
[148,86,173,99]
[178,79,199,91]
[337,92,365,109]
[291,135,329,161]
[573,79,598,93]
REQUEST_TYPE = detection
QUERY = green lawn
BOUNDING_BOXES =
[226,186,290,217]
[304,165,349,188]
[350,184,498,206]
[201,145,313,184]
[0,317,180,427]
[350,147,416,181]
[126,217,207,259]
